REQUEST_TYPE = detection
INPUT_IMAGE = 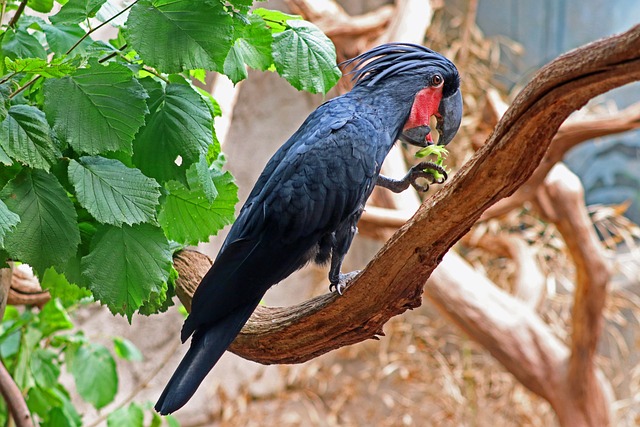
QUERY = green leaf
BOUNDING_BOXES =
[159,166,238,245]
[272,19,341,94]
[107,403,144,427]
[40,268,92,306]
[253,8,301,33]
[113,337,143,361]
[43,61,148,155]
[28,386,82,427]
[30,348,60,389]
[138,265,176,315]
[149,410,162,427]
[51,0,108,25]
[37,298,74,337]
[0,84,9,123]
[4,57,77,78]
[133,80,214,183]
[0,199,19,248]
[81,224,172,320]
[14,327,42,389]
[126,0,233,73]
[224,15,273,83]
[41,23,95,56]
[27,0,54,13]
[227,0,254,13]
[69,343,117,409]
[165,414,180,427]
[68,156,161,226]
[43,406,81,427]
[0,146,10,166]
[0,104,60,171]
[0,28,47,64]
[0,169,79,275]
[96,0,128,26]
[194,154,217,202]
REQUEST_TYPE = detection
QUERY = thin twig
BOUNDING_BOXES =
[0,360,33,427]
[65,1,138,55]
[8,75,38,100]
[0,72,17,85]
[7,0,27,28]
[98,44,128,64]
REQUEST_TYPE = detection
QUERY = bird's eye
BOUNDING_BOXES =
[431,74,443,86]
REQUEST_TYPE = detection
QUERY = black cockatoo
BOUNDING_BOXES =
[155,43,462,415]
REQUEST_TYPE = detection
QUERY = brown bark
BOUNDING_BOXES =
[359,98,640,234]
[6,264,50,308]
[480,84,640,222]
[536,164,612,426]
[428,163,614,426]
[0,269,34,427]
[171,25,640,366]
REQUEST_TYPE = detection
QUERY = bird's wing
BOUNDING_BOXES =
[184,100,386,339]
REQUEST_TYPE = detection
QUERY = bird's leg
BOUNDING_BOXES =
[376,161,448,193]
[329,270,361,295]
[328,217,361,295]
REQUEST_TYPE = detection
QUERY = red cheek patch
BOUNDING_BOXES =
[403,86,443,131]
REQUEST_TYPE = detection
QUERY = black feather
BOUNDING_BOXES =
[341,42,461,97]
[156,42,461,415]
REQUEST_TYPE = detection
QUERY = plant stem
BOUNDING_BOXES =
[8,75,38,99]
[143,65,170,83]
[0,72,17,85]
[98,44,128,64]
[0,359,33,427]
[7,0,27,28]
[65,0,138,55]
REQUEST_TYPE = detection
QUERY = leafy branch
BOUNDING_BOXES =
[8,0,139,99]
[0,0,344,423]
[65,0,138,56]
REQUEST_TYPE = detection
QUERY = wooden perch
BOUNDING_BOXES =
[358,96,640,234]
[481,92,640,221]
[428,164,613,426]
[171,26,640,368]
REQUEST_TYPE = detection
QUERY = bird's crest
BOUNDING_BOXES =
[341,43,459,90]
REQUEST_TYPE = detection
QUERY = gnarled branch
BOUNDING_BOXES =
[172,25,640,366]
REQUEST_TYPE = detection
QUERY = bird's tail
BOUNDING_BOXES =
[154,298,261,415]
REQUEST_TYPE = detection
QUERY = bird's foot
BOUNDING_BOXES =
[408,161,448,192]
[329,270,361,295]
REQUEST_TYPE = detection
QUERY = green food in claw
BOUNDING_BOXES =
[415,144,450,181]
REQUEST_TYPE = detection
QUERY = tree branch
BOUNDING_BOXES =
[535,164,612,425]
[0,270,33,427]
[481,98,640,221]
[171,25,640,366]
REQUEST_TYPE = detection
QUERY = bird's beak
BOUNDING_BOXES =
[400,88,463,147]
[435,88,462,146]
[398,125,433,147]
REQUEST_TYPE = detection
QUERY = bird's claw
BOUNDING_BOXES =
[329,270,361,295]
[408,161,448,192]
